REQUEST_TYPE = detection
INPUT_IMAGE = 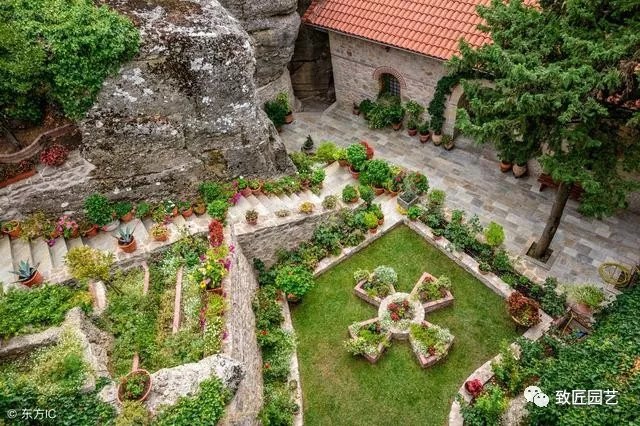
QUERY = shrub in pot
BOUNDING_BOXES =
[335,147,348,167]
[85,193,116,229]
[397,189,418,210]
[150,224,169,242]
[299,201,314,214]
[1,220,21,239]
[346,143,368,174]
[506,291,541,326]
[342,185,359,203]
[316,141,338,163]
[430,115,444,144]
[427,189,446,211]
[418,121,431,143]
[404,100,424,135]
[276,92,293,124]
[566,284,605,314]
[275,265,314,301]
[207,200,230,223]
[310,169,325,188]
[442,134,455,150]
[405,171,429,195]
[178,200,193,217]
[10,260,42,288]
[358,185,374,206]
[362,159,391,192]
[484,222,505,249]
[407,205,423,220]
[135,202,151,219]
[386,104,405,130]
[322,195,338,210]
[117,370,152,403]
[246,209,258,225]
[407,118,418,136]
[363,212,379,233]
[193,200,207,216]
[360,140,374,159]
[115,225,136,253]
[113,201,133,223]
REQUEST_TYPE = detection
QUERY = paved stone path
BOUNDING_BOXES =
[280,105,640,284]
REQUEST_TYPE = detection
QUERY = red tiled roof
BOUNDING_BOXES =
[302,0,492,60]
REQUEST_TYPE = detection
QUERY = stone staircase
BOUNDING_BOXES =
[2,162,400,291]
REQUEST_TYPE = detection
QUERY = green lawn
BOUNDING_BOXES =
[291,225,519,426]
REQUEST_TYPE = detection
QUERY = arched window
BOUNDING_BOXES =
[379,73,401,98]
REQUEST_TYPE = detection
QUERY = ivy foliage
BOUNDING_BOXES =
[451,0,640,218]
[154,377,230,426]
[527,285,640,424]
[0,0,139,121]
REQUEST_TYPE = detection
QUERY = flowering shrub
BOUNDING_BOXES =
[388,299,413,322]
[344,321,388,357]
[409,322,453,357]
[208,220,224,247]
[465,379,484,398]
[354,266,397,298]
[40,144,69,167]
[416,275,451,301]
[191,244,233,291]
[507,291,540,326]
[274,265,314,299]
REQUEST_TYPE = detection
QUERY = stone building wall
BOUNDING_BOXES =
[328,32,461,135]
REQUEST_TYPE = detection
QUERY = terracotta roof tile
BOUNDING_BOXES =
[302,0,495,59]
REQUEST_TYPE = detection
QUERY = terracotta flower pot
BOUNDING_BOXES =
[432,133,443,145]
[392,122,402,131]
[408,128,417,136]
[240,187,252,197]
[21,270,43,288]
[154,233,168,242]
[284,112,294,124]
[349,166,360,179]
[419,133,430,143]
[389,189,399,197]
[194,204,206,215]
[2,221,21,239]
[369,227,378,234]
[347,197,358,204]
[70,228,80,239]
[338,159,349,167]
[378,218,384,226]
[499,161,513,172]
[117,369,152,404]
[181,207,193,218]
[121,211,134,223]
[247,218,258,225]
[118,238,137,253]
[83,225,99,238]
[373,186,385,196]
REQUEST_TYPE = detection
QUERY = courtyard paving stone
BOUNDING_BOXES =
[281,106,640,285]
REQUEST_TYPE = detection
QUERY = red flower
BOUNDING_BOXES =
[391,312,400,321]
[40,144,68,167]
[208,220,224,246]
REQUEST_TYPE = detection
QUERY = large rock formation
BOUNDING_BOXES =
[0,0,294,219]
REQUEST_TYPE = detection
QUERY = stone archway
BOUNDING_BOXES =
[443,83,466,136]
[372,66,407,98]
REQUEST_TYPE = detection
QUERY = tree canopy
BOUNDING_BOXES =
[451,0,640,219]
[0,0,139,122]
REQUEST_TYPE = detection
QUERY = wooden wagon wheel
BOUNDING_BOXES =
[598,262,631,287]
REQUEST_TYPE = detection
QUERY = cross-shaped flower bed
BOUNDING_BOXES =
[346,266,455,368]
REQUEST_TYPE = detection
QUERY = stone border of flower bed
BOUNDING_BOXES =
[409,321,454,369]
[353,280,396,307]
[409,272,455,313]
[347,318,393,364]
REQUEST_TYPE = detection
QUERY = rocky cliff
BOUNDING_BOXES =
[0,0,295,218]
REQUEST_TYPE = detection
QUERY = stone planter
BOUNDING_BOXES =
[0,168,36,189]
[409,321,454,368]
[353,280,395,307]
[378,292,425,340]
[397,192,418,210]
[348,319,391,364]
[420,290,454,313]
[512,163,528,178]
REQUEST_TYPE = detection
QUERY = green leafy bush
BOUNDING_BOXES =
[316,141,338,163]
[207,200,230,222]
[0,0,139,121]
[154,378,230,426]
[358,185,374,206]
[362,159,391,187]
[461,384,508,425]
[65,246,114,283]
[0,285,92,338]
[407,205,423,220]
[484,222,505,248]
[260,383,298,426]
[254,286,284,330]
[346,143,368,171]
[115,401,150,426]
[342,184,359,203]
[275,265,314,299]
[84,193,114,226]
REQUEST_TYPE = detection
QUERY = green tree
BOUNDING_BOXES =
[0,0,139,123]
[451,0,640,259]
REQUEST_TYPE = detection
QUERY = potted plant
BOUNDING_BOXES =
[114,225,137,253]
[264,94,288,131]
[342,185,359,203]
[363,212,379,234]
[442,134,455,151]
[407,118,418,136]
[114,201,134,223]
[346,143,368,178]
[506,291,541,327]
[275,265,314,302]
[56,215,79,239]
[431,115,444,144]
[301,134,314,154]
[299,201,314,214]
[117,370,152,403]
[236,177,251,197]
[358,185,374,207]
[418,121,431,143]
[193,199,207,215]
[352,101,360,115]
[11,260,42,288]
[387,104,405,130]
[135,202,151,220]
[397,188,418,210]
[407,205,422,220]
[316,141,338,164]
[85,193,117,230]
[150,223,169,242]
[248,179,262,196]
[163,200,178,217]
[512,160,528,178]
[178,200,193,218]
[322,195,338,210]
[362,159,391,195]
[567,285,605,315]
[371,204,384,225]
[335,148,349,167]
[277,92,293,124]
[1,220,21,239]
[20,212,50,241]
[478,261,491,274]
[245,209,258,225]
[78,218,99,238]
[360,140,375,159]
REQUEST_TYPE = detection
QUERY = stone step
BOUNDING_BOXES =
[86,228,117,253]
[288,192,302,206]
[324,161,341,177]
[67,237,84,251]
[255,194,281,213]
[31,238,54,276]
[50,237,69,269]
[142,217,155,231]
[11,238,33,271]
[0,237,13,286]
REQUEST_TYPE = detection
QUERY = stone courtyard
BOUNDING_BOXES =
[280,105,640,285]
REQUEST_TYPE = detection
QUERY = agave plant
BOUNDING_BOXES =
[115,225,135,245]
[11,260,39,282]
